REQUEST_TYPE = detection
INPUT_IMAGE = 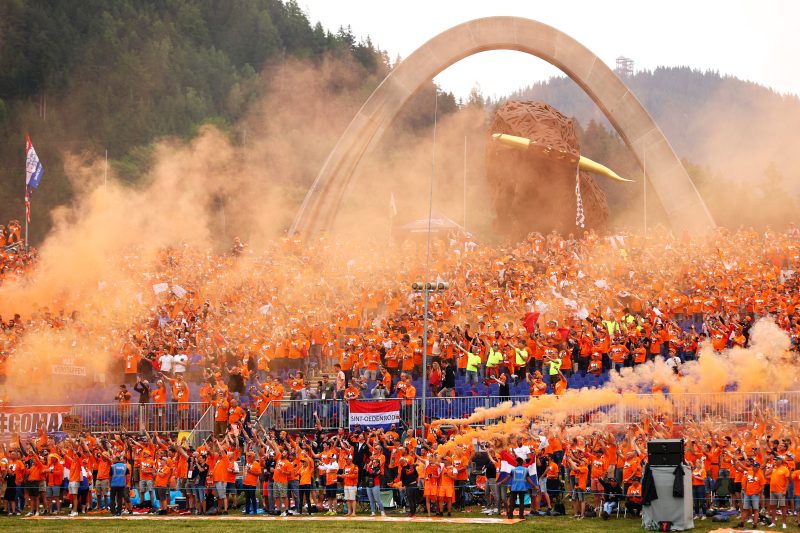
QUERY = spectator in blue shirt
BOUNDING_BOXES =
[499,457,536,519]
[110,456,129,516]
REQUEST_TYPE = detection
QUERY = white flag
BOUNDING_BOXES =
[172,285,187,298]
[389,192,397,216]
[152,283,169,295]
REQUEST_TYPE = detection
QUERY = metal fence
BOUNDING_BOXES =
[10,391,800,441]
[254,392,800,432]
[186,404,215,448]
[69,402,210,434]
[647,391,800,425]
[254,399,413,431]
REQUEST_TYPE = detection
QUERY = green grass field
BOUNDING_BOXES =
[0,515,737,533]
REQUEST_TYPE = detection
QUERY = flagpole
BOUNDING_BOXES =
[463,135,467,234]
[24,145,28,251]
[24,134,43,251]
[24,193,28,251]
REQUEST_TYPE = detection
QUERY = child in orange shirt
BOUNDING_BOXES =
[424,454,441,516]
[438,456,457,517]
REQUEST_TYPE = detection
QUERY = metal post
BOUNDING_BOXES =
[463,135,467,233]
[421,89,439,432]
[421,285,429,431]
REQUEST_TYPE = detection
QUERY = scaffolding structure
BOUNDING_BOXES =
[616,56,634,77]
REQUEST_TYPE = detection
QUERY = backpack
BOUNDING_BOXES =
[714,477,731,498]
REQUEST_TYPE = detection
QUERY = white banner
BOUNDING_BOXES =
[51,365,87,376]
[0,406,70,437]
[348,400,401,428]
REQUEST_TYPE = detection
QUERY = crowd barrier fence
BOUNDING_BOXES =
[67,402,210,435]
[8,391,800,442]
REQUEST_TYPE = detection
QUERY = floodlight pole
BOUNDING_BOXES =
[420,89,439,434]
[421,284,430,432]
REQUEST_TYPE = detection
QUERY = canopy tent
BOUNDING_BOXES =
[394,212,464,235]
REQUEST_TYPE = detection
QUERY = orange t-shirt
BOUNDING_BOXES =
[96,457,111,480]
[273,457,293,484]
[742,469,766,496]
[574,464,589,490]
[298,456,314,485]
[26,456,46,482]
[47,462,64,486]
[590,455,607,480]
[770,465,790,494]
[622,457,641,482]
[343,464,359,487]
[243,461,262,487]
[155,463,172,488]
[228,406,245,425]
[324,461,339,486]
[212,455,230,483]
[691,467,706,486]
[140,459,155,482]
[627,483,643,503]
[215,400,230,422]
[425,463,441,486]
[152,386,167,404]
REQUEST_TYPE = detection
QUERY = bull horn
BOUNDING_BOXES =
[578,156,634,183]
[492,133,633,183]
[491,133,530,150]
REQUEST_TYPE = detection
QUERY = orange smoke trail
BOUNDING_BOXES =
[432,319,796,453]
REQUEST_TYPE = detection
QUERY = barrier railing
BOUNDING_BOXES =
[69,402,209,434]
[253,392,800,432]
[186,405,214,448]
[256,399,348,431]
[663,391,800,425]
[1,241,23,254]
[9,391,800,437]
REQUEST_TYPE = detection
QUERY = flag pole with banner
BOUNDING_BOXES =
[24,134,44,249]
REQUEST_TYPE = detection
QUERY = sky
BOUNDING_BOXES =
[301,0,800,101]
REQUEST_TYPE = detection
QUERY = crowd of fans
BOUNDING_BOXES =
[2,220,800,524]
[0,405,799,528]
[0,220,33,286]
[100,225,800,407]
[2,224,800,407]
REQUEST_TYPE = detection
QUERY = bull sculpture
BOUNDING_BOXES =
[486,100,631,240]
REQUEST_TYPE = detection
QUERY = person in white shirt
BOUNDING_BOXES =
[513,438,531,461]
[158,353,174,376]
[665,352,682,374]
[173,352,188,376]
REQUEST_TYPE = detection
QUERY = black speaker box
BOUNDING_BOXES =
[647,439,684,466]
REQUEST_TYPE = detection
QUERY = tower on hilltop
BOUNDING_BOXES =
[615,56,634,77]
